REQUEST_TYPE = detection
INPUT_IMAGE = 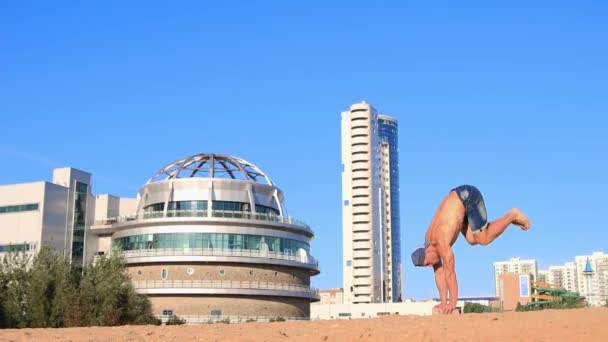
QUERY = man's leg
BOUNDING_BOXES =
[463,208,530,246]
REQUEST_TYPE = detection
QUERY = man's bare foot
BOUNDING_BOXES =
[511,208,531,230]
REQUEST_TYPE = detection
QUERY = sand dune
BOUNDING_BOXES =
[1,307,606,341]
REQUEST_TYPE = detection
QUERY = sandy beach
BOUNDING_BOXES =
[1,307,606,342]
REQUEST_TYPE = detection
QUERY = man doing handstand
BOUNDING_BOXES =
[411,185,531,314]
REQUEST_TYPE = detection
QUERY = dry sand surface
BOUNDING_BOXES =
[1,307,607,342]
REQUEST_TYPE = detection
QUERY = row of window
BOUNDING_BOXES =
[114,233,309,253]
[71,181,88,266]
[161,309,222,317]
[144,201,280,215]
[0,203,39,214]
[0,244,31,253]
[155,267,286,280]
[336,312,397,318]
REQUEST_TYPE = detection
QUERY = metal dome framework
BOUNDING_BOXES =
[147,153,274,185]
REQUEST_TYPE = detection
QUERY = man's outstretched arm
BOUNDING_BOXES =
[433,262,448,307]
[440,245,458,312]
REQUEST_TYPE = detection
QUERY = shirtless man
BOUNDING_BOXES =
[411,185,531,314]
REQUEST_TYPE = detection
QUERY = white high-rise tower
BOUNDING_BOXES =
[341,102,401,304]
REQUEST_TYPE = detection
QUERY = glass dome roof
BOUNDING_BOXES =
[147,153,274,185]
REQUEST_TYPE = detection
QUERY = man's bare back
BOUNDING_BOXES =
[424,191,466,249]
[411,185,531,314]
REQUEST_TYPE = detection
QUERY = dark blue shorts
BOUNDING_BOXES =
[452,185,488,233]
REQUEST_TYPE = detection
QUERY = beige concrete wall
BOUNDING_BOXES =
[118,198,137,216]
[94,194,136,220]
[128,263,310,285]
[0,182,46,249]
[52,167,91,188]
[319,288,344,304]
[150,295,310,317]
[499,273,532,310]
[95,235,112,254]
[94,195,114,221]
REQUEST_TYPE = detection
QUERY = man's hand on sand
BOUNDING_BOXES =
[433,303,446,312]
[433,303,452,314]
[444,303,457,314]
[433,303,456,314]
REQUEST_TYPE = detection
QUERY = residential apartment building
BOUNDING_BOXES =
[546,262,577,292]
[537,270,549,283]
[502,252,607,306]
[493,257,538,297]
[575,252,608,306]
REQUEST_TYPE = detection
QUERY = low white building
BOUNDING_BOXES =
[311,300,476,320]
[0,167,134,266]
[318,288,344,305]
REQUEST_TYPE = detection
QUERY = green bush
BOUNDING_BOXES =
[269,316,286,322]
[463,302,492,313]
[545,298,585,310]
[518,297,586,312]
[0,245,158,328]
[0,251,32,328]
[166,314,186,325]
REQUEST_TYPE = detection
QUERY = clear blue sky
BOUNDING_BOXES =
[1,1,607,299]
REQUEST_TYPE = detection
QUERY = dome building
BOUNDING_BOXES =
[91,153,320,323]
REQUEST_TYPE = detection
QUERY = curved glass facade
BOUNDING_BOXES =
[379,117,401,301]
[114,233,309,254]
[144,201,279,215]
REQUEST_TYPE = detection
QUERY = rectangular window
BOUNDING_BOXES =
[210,309,222,316]
[346,260,352,267]
[343,200,349,206]
[338,313,351,317]
[71,181,88,266]
[520,275,530,297]
[0,203,39,214]
[0,244,30,253]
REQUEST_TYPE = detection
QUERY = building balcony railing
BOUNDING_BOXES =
[132,279,319,298]
[95,209,312,233]
[121,248,319,268]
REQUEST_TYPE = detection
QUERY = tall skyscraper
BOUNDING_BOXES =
[378,115,402,302]
[341,102,401,304]
[493,257,538,297]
